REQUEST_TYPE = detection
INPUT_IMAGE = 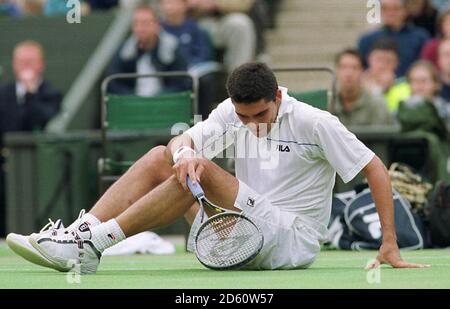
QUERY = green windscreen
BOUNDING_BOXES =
[289,89,328,110]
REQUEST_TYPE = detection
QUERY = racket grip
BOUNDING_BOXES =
[186,176,205,199]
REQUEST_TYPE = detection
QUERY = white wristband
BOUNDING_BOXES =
[172,146,196,164]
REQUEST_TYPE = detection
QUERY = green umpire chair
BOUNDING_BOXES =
[98,72,198,193]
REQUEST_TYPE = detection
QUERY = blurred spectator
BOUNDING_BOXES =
[333,49,392,127]
[420,9,450,70]
[358,0,430,77]
[406,0,439,37]
[362,38,411,113]
[0,0,22,17]
[0,41,62,135]
[0,41,62,237]
[406,60,445,102]
[397,60,450,182]
[15,0,45,16]
[438,39,450,101]
[263,0,282,29]
[363,38,399,96]
[160,0,212,66]
[106,4,190,96]
[400,60,449,128]
[247,0,270,62]
[187,0,257,72]
[160,0,217,118]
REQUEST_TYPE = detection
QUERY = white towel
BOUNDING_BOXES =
[103,231,176,256]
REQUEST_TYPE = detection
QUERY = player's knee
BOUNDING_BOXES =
[140,145,170,171]
[198,157,213,169]
[197,158,219,181]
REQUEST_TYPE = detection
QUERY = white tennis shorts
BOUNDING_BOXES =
[187,180,321,270]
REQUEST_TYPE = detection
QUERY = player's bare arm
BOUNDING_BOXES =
[165,133,203,189]
[363,156,431,269]
[166,133,240,215]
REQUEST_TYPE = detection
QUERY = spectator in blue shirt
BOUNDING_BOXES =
[358,0,430,77]
[106,4,190,96]
[159,0,217,119]
[160,0,213,67]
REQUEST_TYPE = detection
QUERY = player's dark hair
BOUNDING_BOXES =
[368,37,399,57]
[226,62,278,104]
[335,49,363,67]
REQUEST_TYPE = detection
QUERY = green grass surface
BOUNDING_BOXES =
[0,243,449,289]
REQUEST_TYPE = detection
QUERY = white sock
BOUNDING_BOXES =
[82,213,101,227]
[90,219,126,252]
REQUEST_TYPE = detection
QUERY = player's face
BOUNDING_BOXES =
[233,89,282,137]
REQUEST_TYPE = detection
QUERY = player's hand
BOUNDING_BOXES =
[366,243,430,269]
[173,157,205,191]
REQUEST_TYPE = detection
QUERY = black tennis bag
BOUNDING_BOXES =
[328,188,427,250]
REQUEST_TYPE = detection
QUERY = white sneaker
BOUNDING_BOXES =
[6,219,66,271]
[29,222,101,275]
[66,209,86,231]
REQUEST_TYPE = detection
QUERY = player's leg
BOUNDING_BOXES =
[28,158,240,273]
[116,157,240,236]
[227,181,321,270]
[88,145,173,222]
[88,145,200,227]
[184,202,200,225]
[7,145,176,270]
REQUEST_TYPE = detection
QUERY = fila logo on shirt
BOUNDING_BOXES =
[276,144,291,153]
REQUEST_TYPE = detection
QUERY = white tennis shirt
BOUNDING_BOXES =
[186,87,375,240]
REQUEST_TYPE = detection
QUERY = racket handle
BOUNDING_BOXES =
[186,176,205,199]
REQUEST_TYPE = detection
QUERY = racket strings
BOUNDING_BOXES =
[196,214,262,268]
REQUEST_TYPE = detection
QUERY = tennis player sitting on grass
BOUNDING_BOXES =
[7,62,429,273]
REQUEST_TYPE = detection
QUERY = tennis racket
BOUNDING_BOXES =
[186,176,264,270]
